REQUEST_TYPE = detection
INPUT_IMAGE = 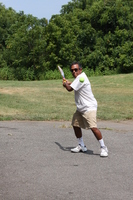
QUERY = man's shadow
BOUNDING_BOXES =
[55,142,99,156]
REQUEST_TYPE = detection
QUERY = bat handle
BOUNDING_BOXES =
[63,78,66,82]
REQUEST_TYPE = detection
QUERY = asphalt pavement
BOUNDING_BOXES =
[0,120,133,200]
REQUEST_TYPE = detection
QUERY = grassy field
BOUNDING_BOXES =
[0,73,133,121]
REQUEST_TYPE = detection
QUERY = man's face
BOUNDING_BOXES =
[71,64,82,78]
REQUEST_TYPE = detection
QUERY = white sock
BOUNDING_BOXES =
[99,139,105,147]
[78,137,85,147]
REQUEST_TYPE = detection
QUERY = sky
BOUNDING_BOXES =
[0,0,71,20]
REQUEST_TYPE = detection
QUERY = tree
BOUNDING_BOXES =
[0,0,133,80]
[5,13,48,80]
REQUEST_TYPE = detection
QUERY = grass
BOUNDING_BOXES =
[0,73,133,121]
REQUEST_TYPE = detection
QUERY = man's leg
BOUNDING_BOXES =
[91,127,102,140]
[91,127,108,157]
[71,126,87,153]
[73,126,82,138]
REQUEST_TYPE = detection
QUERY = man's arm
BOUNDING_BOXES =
[63,80,73,92]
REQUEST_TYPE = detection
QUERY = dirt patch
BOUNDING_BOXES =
[0,88,38,95]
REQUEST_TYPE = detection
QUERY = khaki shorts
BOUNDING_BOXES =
[71,110,97,129]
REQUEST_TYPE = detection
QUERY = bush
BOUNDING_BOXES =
[0,66,15,80]
[44,70,61,80]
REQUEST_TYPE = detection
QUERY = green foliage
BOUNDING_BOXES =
[44,70,60,80]
[0,0,133,80]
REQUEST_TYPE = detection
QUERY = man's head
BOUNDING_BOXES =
[70,61,82,78]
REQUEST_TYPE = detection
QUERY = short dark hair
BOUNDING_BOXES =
[70,61,82,70]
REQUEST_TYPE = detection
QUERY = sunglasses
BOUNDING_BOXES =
[71,68,79,73]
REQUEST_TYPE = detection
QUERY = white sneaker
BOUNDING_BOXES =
[71,144,87,153]
[100,146,108,157]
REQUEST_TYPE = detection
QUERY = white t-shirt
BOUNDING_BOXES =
[70,72,97,113]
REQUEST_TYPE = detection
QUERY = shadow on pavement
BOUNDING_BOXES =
[55,142,99,156]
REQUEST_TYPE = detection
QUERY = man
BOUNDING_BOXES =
[63,61,108,157]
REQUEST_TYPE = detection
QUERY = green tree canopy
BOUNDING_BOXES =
[0,0,133,80]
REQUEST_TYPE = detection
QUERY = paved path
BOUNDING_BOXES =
[0,120,133,200]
